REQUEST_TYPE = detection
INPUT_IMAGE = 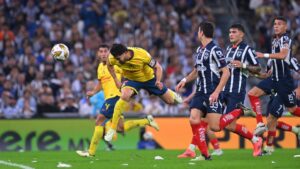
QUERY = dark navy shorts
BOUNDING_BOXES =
[100,96,120,119]
[272,79,296,108]
[123,77,168,96]
[190,92,223,116]
[256,77,296,108]
[221,91,245,114]
[267,94,284,118]
[256,77,273,94]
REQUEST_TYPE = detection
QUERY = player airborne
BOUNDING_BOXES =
[76,45,159,157]
[104,44,183,141]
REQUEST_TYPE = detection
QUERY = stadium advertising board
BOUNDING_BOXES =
[147,117,300,149]
[0,119,139,151]
[1,117,299,151]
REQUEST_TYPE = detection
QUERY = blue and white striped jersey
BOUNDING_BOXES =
[224,42,259,94]
[269,33,299,81]
[194,41,227,94]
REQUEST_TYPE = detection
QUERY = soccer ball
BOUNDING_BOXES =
[51,43,69,61]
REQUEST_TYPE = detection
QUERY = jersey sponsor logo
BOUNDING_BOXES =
[236,50,243,58]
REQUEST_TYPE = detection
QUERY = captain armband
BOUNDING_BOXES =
[148,58,156,68]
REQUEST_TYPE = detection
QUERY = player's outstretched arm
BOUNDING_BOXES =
[86,80,103,98]
[153,61,164,90]
[107,62,122,89]
[175,68,197,92]
[256,48,289,60]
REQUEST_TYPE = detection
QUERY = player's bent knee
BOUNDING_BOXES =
[248,87,263,97]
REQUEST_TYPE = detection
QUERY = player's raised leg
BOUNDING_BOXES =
[277,121,300,141]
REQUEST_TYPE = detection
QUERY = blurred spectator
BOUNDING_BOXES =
[143,96,164,115]
[37,87,59,117]
[16,88,37,118]
[61,94,78,112]
[79,80,105,117]
[2,91,20,119]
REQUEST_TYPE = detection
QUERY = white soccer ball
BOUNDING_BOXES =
[51,43,69,61]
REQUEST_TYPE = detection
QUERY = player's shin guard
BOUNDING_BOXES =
[219,109,242,130]
[248,95,263,123]
[291,107,300,117]
[124,119,149,132]
[88,126,104,156]
[277,121,292,131]
[111,99,127,130]
[266,130,276,146]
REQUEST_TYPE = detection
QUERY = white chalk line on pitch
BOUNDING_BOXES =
[0,160,35,169]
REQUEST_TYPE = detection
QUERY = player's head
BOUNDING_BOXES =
[110,44,130,64]
[198,22,214,41]
[97,44,110,62]
[273,16,287,35]
[229,23,245,44]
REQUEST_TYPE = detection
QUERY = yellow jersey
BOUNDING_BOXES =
[108,47,155,82]
[97,63,122,100]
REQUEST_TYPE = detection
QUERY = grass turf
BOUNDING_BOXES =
[0,149,300,169]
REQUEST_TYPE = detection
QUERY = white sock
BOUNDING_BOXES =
[189,144,196,152]
[251,136,259,143]
[292,126,299,134]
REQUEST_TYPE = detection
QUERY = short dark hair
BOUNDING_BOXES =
[199,22,214,38]
[99,44,110,49]
[273,16,287,23]
[230,23,245,33]
[110,44,128,57]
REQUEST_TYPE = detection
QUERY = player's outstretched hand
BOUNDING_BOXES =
[176,81,185,92]
[155,81,163,90]
[256,52,264,58]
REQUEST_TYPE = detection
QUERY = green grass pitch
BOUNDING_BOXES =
[0,149,300,169]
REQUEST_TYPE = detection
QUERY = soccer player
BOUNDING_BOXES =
[177,89,223,158]
[250,67,300,154]
[76,45,159,157]
[248,16,300,137]
[104,44,183,141]
[176,22,263,160]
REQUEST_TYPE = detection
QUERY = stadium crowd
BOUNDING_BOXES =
[0,0,299,118]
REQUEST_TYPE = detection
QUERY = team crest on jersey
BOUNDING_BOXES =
[236,50,243,58]
[203,52,209,60]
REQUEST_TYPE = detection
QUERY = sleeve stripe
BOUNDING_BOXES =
[247,48,258,65]
[211,46,221,67]
[291,58,300,71]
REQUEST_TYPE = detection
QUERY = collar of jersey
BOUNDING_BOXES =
[232,41,244,49]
